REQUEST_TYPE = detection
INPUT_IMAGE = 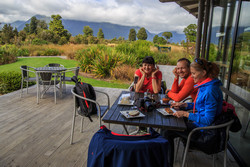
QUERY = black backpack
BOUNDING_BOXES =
[72,76,97,122]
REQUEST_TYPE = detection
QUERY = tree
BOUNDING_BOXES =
[13,28,18,37]
[18,30,27,41]
[162,32,172,43]
[129,28,136,41]
[83,26,93,37]
[23,23,30,34]
[183,24,197,42]
[37,20,48,30]
[97,28,104,39]
[49,14,71,43]
[137,27,147,40]
[1,24,14,44]
[157,37,167,45]
[30,16,38,34]
[153,35,159,43]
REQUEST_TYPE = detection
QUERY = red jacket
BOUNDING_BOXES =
[167,74,197,102]
[135,69,162,94]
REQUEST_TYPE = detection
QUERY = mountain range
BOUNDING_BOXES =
[0,14,186,43]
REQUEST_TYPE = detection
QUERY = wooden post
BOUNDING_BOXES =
[195,0,204,59]
[201,0,210,58]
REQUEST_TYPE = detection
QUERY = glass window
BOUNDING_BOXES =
[208,0,238,87]
[229,1,250,166]
[228,97,250,166]
[208,1,250,166]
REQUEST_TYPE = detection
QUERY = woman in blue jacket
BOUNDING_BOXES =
[162,58,223,167]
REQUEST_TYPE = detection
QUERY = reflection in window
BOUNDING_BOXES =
[208,0,237,86]
[231,1,250,94]
[208,1,250,166]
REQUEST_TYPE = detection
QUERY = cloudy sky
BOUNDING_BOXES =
[0,0,197,34]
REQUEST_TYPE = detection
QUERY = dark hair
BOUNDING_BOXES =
[177,58,191,68]
[191,58,219,79]
[142,56,155,65]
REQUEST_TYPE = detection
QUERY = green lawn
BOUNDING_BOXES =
[0,57,130,89]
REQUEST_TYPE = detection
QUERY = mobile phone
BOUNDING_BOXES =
[134,76,139,84]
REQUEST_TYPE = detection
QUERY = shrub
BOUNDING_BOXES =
[58,36,68,45]
[111,65,136,81]
[17,48,30,57]
[75,45,107,73]
[153,52,171,65]
[115,40,154,66]
[43,48,61,56]
[32,38,48,45]
[0,71,35,94]
[92,48,120,78]
[0,45,18,65]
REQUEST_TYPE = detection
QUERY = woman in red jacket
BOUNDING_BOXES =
[134,56,162,94]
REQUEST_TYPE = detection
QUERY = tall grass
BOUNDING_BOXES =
[19,44,88,58]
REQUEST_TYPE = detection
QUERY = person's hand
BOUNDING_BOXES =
[172,67,179,78]
[151,65,159,77]
[165,89,170,94]
[139,67,145,76]
[173,111,189,118]
[170,102,187,109]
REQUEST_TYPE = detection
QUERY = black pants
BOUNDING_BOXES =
[161,121,198,167]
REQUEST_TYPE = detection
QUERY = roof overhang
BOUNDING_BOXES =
[159,0,199,18]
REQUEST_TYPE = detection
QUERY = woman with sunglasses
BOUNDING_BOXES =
[162,58,223,167]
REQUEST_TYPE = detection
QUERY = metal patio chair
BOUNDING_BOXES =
[70,87,110,144]
[20,65,37,97]
[37,71,61,104]
[176,119,234,167]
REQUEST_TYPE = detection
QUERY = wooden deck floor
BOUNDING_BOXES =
[0,85,239,167]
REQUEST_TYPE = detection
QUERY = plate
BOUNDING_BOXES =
[157,108,177,116]
[160,100,170,106]
[120,110,145,119]
[157,108,171,116]
[118,93,134,106]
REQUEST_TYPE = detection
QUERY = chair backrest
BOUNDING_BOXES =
[40,72,52,81]
[46,63,63,67]
[187,119,234,154]
[21,65,28,78]
[75,67,80,77]
[38,72,54,86]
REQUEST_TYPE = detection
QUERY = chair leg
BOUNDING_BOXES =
[70,108,77,145]
[224,147,227,167]
[80,117,84,133]
[175,138,181,163]
[20,80,24,97]
[181,142,190,167]
[26,80,28,94]
[213,154,216,167]
[54,84,57,104]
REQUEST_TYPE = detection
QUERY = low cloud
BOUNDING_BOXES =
[0,0,197,34]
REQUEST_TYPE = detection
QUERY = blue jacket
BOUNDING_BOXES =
[87,126,169,167]
[187,78,223,127]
